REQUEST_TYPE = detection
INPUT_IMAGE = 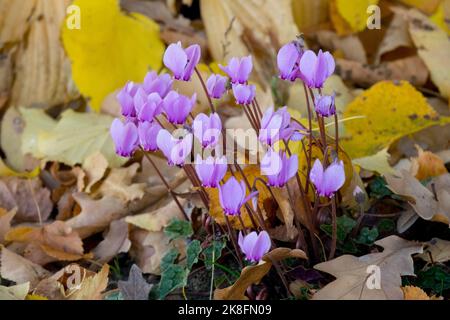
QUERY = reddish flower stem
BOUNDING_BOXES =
[194,67,216,113]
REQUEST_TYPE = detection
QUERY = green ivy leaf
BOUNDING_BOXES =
[161,248,179,272]
[320,215,357,242]
[164,219,193,241]
[202,239,226,269]
[158,264,189,300]
[355,227,379,246]
[186,240,202,270]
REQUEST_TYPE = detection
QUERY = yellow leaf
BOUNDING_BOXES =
[402,285,430,300]
[342,81,449,159]
[62,0,165,111]
[398,0,441,15]
[70,264,109,300]
[353,148,395,174]
[333,0,379,34]
[411,146,448,180]
[0,158,40,178]
[430,2,450,35]
[26,294,48,300]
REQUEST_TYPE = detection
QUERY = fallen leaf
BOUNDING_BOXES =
[342,81,449,159]
[62,0,165,111]
[410,146,448,180]
[398,0,441,15]
[82,152,109,193]
[417,238,450,263]
[0,1,36,45]
[312,31,367,63]
[118,264,152,300]
[0,246,51,287]
[0,208,16,244]
[70,264,109,300]
[271,188,297,240]
[333,0,379,34]
[93,219,131,264]
[215,248,307,300]
[0,177,52,223]
[21,108,126,168]
[353,148,395,174]
[313,235,423,300]
[0,282,30,300]
[402,285,430,300]
[292,0,329,31]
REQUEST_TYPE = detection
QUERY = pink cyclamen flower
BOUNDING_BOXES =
[156,129,193,166]
[163,42,201,81]
[314,93,336,117]
[143,71,173,98]
[259,106,291,145]
[110,118,139,157]
[219,177,258,216]
[117,81,139,118]
[134,89,163,122]
[310,159,345,198]
[163,91,197,124]
[277,42,303,81]
[220,56,253,84]
[261,150,298,187]
[238,231,271,263]
[206,74,227,99]
[138,121,161,152]
[232,84,255,105]
[195,155,227,188]
[193,113,222,148]
[299,49,335,89]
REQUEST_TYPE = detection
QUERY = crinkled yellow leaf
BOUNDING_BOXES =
[342,81,449,158]
[334,0,379,33]
[62,0,165,111]
[407,9,450,99]
[21,108,126,168]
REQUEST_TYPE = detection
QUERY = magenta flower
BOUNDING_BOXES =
[314,93,336,117]
[193,113,222,148]
[299,49,335,89]
[238,231,271,263]
[220,56,253,84]
[143,71,173,98]
[163,91,196,124]
[261,150,298,187]
[156,129,193,166]
[163,42,201,81]
[310,159,345,198]
[117,81,139,118]
[138,121,161,152]
[206,74,227,99]
[110,118,139,157]
[195,155,227,188]
[277,42,303,81]
[232,84,255,105]
[134,89,163,122]
[258,107,290,145]
[219,177,258,216]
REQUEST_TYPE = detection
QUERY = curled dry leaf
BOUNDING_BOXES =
[82,152,109,193]
[410,146,448,180]
[214,248,307,300]
[402,285,431,300]
[417,238,450,263]
[0,177,52,223]
[0,246,51,288]
[313,235,423,300]
[93,219,131,264]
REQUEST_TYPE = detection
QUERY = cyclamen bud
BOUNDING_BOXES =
[314,93,336,117]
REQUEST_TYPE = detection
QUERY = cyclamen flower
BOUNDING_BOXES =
[310,159,345,198]
[163,42,201,81]
[314,93,336,117]
[138,121,161,152]
[134,89,163,122]
[143,71,173,98]
[163,91,196,124]
[193,113,222,148]
[299,49,335,89]
[238,231,271,263]
[259,106,296,145]
[206,74,227,99]
[117,81,139,117]
[232,84,255,105]
[219,177,258,216]
[277,42,303,81]
[156,129,193,166]
[220,56,253,84]
[261,150,298,187]
[110,118,139,157]
[195,155,227,188]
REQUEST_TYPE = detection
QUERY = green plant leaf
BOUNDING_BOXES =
[355,227,379,246]
[202,239,226,270]
[164,219,193,241]
[186,240,202,270]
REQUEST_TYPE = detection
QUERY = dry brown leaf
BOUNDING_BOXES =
[0,208,16,244]
[0,245,51,287]
[215,248,307,300]
[402,285,430,300]
[410,146,448,180]
[10,0,77,109]
[82,152,109,193]
[417,238,450,263]
[292,0,329,31]
[0,177,52,223]
[312,31,367,63]
[313,236,423,300]
[271,188,297,240]
[69,264,109,300]
[93,219,131,264]
[0,0,36,45]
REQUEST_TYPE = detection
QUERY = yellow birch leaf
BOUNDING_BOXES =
[398,0,441,15]
[342,81,450,159]
[61,0,165,111]
[334,0,379,33]
[430,2,450,35]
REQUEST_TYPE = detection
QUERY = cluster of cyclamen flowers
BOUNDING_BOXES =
[110,40,345,263]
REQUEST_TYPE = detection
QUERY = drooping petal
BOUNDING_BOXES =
[299,50,317,88]
[163,42,188,80]
[323,51,335,77]
[237,56,253,84]
[250,231,271,262]
[322,160,346,197]
[183,44,201,81]
[277,43,299,80]
[156,129,175,163]
[310,159,324,193]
